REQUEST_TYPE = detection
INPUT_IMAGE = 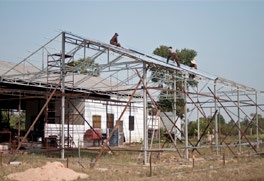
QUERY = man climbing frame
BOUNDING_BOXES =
[167,46,180,67]
[110,33,121,47]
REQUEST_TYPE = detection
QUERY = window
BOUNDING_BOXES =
[92,115,101,128]
[107,113,114,128]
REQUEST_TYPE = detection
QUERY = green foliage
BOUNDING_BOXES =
[153,45,169,58]
[0,110,10,130]
[67,57,100,76]
[187,113,264,138]
[219,114,264,136]
[259,134,264,140]
[151,45,198,115]
[188,121,197,137]
[159,127,166,141]
[157,90,185,118]
[177,48,197,65]
[150,70,166,83]
[188,117,214,136]
[153,45,197,65]
[217,114,226,125]
[0,110,26,131]
[9,111,26,130]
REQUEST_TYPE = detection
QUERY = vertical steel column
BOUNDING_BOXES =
[42,48,45,70]
[18,94,21,145]
[237,88,241,152]
[214,79,219,155]
[197,85,200,146]
[143,63,148,164]
[129,102,132,144]
[106,101,108,129]
[173,71,177,141]
[61,32,66,159]
[184,73,188,159]
[107,49,110,71]
[256,92,259,147]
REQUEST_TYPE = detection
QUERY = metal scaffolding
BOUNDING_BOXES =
[0,31,263,165]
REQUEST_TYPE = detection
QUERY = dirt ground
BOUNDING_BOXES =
[1,147,264,181]
[5,161,88,181]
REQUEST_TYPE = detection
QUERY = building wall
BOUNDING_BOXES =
[44,98,86,147]
[34,97,182,147]
[44,123,85,147]
[44,98,145,147]
[84,99,144,143]
[160,112,182,140]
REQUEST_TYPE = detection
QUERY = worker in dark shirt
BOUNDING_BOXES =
[189,59,197,79]
[110,33,121,47]
[167,46,180,67]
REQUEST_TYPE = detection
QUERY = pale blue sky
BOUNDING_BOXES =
[0,0,264,91]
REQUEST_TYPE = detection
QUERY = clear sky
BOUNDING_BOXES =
[1,0,264,92]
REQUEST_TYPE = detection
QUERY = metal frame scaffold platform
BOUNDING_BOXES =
[1,31,263,166]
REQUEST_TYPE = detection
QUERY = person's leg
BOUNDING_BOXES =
[176,60,180,67]
[175,54,180,67]
[172,54,180,67]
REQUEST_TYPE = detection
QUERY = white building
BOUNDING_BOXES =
[44,96,145,148]
[160,112,182,140]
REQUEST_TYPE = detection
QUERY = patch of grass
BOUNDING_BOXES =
[1,144,264,181]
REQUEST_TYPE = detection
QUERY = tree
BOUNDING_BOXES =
[188,117,215,137]
[217,114,226,125]
[0,109,26,131]
[153,46,197,67]
[157,90,185,118]
[151,45,198,115]
[0,110,10,130]
[248,113,264,135]
[67,57,100,76]
[9,110,26,130]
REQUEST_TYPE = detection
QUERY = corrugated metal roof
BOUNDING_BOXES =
[0,60,139,97]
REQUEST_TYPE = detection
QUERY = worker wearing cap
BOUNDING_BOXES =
[189,59,197,79]
[167,46,180,67]
[110,33,121,47]
[190,59,197,69]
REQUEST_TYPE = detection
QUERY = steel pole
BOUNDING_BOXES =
[237,88,241,152]
[256,92,259,147]
[173,71,177,142]
[143,63,148,164]
[61,32,65,159]
[184,73,188,159]
[197,85,200,146]
[214,79,219,155]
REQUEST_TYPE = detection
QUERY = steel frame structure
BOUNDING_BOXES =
[1,31,263,165]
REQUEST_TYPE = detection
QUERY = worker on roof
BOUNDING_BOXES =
[189,59,197,79]
[110,33,121,47]
[167,46,180,67]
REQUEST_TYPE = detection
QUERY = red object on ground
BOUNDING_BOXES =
[84,129,102,141]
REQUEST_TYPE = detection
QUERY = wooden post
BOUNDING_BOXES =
[192,155,195,168]
[149,153,152,177]
[67,156,69,168]
[0,152,3,166]
[223,152,225,166]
